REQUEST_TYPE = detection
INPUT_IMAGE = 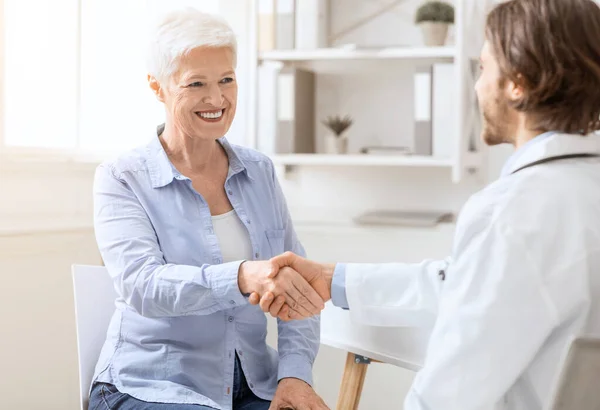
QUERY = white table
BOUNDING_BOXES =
[321,302,431,409]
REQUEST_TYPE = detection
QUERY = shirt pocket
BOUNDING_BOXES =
[264,229,285,257]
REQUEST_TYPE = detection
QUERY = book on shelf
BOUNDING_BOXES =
[260,0,329,51]
[359,146,411,155]
[258,0,276,52]
[413,66,433,156]
[259,0,297,51]
[432,63,456,158]
[353,210,454,227]
[276,67,316,154]
[412,62,457,159]
[276,0,295,49]
[295,0,329,49]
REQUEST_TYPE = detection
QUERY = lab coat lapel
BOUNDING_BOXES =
[507,133,600,175]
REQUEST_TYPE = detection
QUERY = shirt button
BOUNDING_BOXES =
[250,383,254,388]
[255,252,259,259]
[228,190,233,195]
[246,219,251,225]
[228,316,234,322]
[229,300,236,305]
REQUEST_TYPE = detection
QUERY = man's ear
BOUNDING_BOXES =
[148,74,165,102]
[506,75,525,102]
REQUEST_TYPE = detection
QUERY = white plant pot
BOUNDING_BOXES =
[324,135,348,154]
[420,22,449,46]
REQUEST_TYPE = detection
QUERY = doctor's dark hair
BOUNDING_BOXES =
[485,0,600,135]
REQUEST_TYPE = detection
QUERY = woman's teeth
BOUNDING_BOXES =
[198,110,223,119]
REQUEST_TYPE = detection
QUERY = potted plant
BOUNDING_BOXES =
[415,1,455,46]
[322,115,353,154]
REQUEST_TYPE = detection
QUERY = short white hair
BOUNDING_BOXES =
[146,8,237,82]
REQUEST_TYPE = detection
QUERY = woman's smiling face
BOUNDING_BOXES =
[154,46,237,140]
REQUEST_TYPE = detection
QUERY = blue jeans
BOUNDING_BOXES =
[89,354,270,410]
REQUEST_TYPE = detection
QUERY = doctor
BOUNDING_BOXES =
[250,0,600,408]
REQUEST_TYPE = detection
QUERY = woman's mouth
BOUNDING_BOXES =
[196,109,224,122]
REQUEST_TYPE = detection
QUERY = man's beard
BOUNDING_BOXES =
[480,93,513,146]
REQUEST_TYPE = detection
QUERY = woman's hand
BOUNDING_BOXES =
[270,378,330,410]
[248,252,335,321]
[238,260,325,319]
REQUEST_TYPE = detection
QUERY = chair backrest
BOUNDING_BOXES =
[72,264,117,410]
[548,336,600,410]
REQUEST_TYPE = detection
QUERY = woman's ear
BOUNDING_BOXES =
[148,74,165,102]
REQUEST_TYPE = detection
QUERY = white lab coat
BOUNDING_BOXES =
[343,133,600,409]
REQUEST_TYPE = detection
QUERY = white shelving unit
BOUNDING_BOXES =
[271,154,453,168]
[260,46,455,62]
[248,0,494,183]
[259,46,455,73]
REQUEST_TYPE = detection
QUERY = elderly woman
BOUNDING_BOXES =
[88,9,328,410]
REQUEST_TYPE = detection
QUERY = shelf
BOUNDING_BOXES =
[260,46,455,62]
[270,154,453,168]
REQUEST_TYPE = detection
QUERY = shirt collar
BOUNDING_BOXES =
[501,131,600,177]
[500,131,556,177]
[146,124,251,189]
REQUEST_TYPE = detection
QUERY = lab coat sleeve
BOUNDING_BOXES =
[404,222,559,410]
[344,258,451,328]
[331,263,349,309]
[94,164,248,318]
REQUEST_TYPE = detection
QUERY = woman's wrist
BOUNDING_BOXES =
[237,260,254,295]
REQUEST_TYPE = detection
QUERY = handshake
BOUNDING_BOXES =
[237,252,336,321]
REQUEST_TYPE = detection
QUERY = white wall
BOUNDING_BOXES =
[0,229,99,410]
[0,161,99,410]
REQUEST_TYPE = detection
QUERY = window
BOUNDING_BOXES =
[1,0,248,159]
[3,0,79,150]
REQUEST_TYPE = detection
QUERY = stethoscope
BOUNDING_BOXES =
[512,153,600,174]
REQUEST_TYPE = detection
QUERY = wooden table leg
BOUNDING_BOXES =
[336,352,370,410]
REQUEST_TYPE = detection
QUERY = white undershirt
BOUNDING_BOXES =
[211,209,253,263]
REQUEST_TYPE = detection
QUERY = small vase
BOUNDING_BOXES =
[420,22,449,46]
[324,135,348,154]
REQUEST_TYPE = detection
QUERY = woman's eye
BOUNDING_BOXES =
[220,77,234,84]
[188,81,204,87]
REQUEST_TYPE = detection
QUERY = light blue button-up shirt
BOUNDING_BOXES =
[92,132,319,410]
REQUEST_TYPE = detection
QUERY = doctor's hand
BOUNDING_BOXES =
[238,260,324,319]
[248,252,335,321]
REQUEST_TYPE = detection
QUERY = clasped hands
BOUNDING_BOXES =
[238,252,335,321]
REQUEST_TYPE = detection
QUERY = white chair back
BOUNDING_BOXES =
[548,336,600,410]
[72,265,117,410]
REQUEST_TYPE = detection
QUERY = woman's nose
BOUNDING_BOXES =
[202,84,224,106]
